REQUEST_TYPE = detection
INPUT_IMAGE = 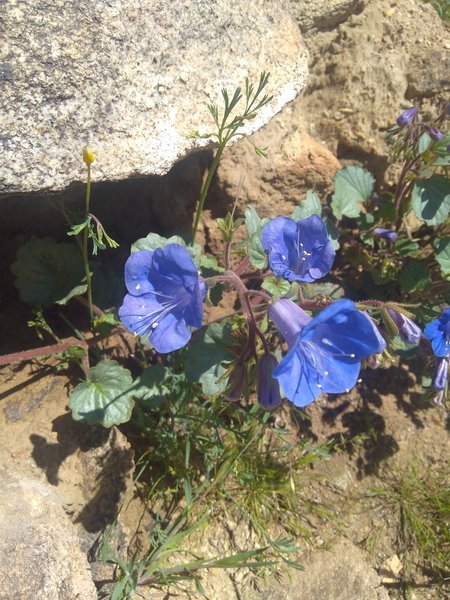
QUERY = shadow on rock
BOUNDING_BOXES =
[30,415,134,533]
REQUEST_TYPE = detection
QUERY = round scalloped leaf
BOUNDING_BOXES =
[184,321,235,395]
[131,233,200,267]
[69,359,135,427]
[11,237,87,307]
[434,237,450,276]
[331,166,375,219]
[292,190,322,220]
[411,175,450,225]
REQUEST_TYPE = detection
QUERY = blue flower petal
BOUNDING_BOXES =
[424,308,450,358]
[124,250,155,295]
[273,346,320,407]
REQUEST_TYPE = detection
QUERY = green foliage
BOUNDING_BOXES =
[67,214,119,255]
[132,232,201,267]
[399,260,430,293]
[69,359,135,427]
[243,205,269,269]
[262,276,292,300]
[292,190,322,220]
[11,237,87,307]
[434,237,450,276]
[411,175,450,225]
[184,322,236,395]
[331,166,375,219]
[368,464,450,589]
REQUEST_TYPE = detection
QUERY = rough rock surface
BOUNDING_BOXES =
[295,0,450,178]
[0,472,97,600]
[290,0,369,32]
[0,0,308,194]
[269,539,391,600]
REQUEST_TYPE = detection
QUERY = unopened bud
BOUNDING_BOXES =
[226,363,246,403]
[386,308,422,345]
[396,107,418,127]
[373,228,398,242]
[83,146,95,165]
[429,126,443,142]
[257,354,282,410]
[432,357,449,392]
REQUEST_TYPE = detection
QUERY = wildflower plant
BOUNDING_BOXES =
[4,74,450,596]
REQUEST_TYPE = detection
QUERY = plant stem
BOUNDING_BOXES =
[191,143,225,244]
[83,165,94,324]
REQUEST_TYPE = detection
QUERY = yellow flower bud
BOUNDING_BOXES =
[83,146,95,165]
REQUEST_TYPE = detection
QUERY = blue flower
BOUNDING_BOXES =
[373,228,398,242]
[118,244,206,353]
[256,354,282,410]
[261,214,335,283]
[396,107,418,127]
[386,308,422,345]
[268,299,384,407]
[424,308,450,357]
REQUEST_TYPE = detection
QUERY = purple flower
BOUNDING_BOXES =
[396,107,418,127]
[424,308,450,358]
[432,357,448,392]
[373,228,398,242]
[386,308,422,345]
[256,354,282,409]
[268,299,384,407]
[118,244,206,353]
[261,214,335,284]
[429,126,443,141]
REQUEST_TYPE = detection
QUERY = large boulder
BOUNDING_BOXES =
[0,472,98,600]
[0,0,308,194]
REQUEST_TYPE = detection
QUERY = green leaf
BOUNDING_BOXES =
[244,205,262,237]
[132,232,186,253]
[331,166,375,219]
[11,237,87,307]
[248,231,268,269]
[262,277,291,300]
[434,237,450,276]
[399,260,430,293]
[394,238,420,257]
[323,215,340,250]
[69,359,135,427]
[184,322,235,395]
[302,281,344,300]
[418,131,432,154]
[292,190,322,220]
[411,175,450,225]
[132,364,170,407]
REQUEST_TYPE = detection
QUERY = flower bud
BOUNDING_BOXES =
[226,363,246,403]
[373,228,398,242]
[386,308,422,345]
[396,107,418,127]
[83,146,95,165]
[256,354,282,410]
[429,126,443,141]
[432,357,449,392]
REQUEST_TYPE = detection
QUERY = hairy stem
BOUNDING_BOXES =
[83,165,94,324]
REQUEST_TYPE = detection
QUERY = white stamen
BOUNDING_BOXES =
[345,388,350,393]
[322,338,333,347]
[317,383,322,389]
[324,371,329,376]
[357,378,362,383]
[350,353,355,358]
[282,255,286,260]
[135,283,141,290]
[151,322,159,329]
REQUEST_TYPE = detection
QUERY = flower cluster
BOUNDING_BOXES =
[118,212,441,412]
